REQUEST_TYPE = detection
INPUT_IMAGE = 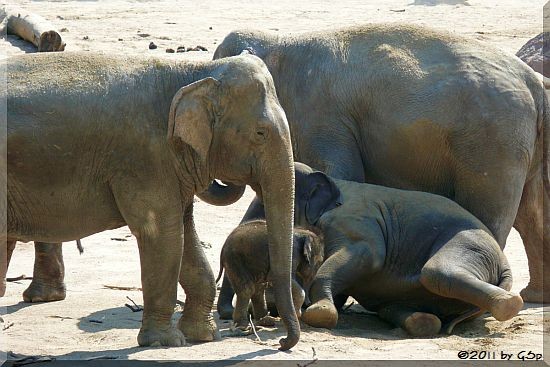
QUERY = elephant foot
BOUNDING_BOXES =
[178,313,220,342]
[0,279,6,297]
[402,312,441,337]
[137,325,186,347]
[23,281,66,303]
[257,315,277,327]
[301,299,338,329]
[490,292,524,321]
[228,322,253,336]
[520,284,549,304]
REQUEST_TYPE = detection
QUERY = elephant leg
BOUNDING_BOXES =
[513,172,549,303]
[378,304,442,337]
[420,237,523,322]
[233,287,254,330]
[23,242,66,303]
[302,243,382,329]
[251,288,269,320]
[114,183,186,347]
[1,240,16,297]
[177,203,219,342]
[217,274,235,320]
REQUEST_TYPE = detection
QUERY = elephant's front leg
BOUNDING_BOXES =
[177,203,219,342]
[302,239,384,329]
[115,183,186,347]
[23,242,66,302]
[134,217,186,347]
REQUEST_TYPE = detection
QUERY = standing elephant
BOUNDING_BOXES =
[213,24,549,304]
[292,163,523,335]
[3,52,299,350]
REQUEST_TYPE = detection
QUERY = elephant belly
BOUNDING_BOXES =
[347,273,476,320]
[7,181,125,243]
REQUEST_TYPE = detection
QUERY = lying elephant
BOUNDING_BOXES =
[3,52,299,350]
[213,24,549,303]
[216,220,324,330]
[292,163,523,335]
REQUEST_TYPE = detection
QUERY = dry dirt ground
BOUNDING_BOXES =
[1,0,548,362]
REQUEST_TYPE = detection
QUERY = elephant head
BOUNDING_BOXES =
[294,227,325,297]
[293,162,342,227]
[166,54,299,350]
[213,30,277,62]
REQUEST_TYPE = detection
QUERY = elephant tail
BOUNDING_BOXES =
[215,266,224,284]
[76,239,83,254]
[216,252,224,284]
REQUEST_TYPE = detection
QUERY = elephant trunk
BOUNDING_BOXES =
[260,145,299,351]
[196,181,246,206]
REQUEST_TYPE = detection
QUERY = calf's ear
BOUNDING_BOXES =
[305,171,341,225]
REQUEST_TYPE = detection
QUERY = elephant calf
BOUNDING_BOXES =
[217,220,324,331]
[293,163,523,336]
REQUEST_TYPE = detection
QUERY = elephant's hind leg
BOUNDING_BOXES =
[217,275,235,320]
[23,242,66,303]
[1,240,16,297]
[513,171,549,303]
[420,235,523,322]
[177,204,220,342]
[378,304,442,337]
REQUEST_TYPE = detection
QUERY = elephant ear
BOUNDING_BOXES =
[167,77,221,162]
[305,171,342,225]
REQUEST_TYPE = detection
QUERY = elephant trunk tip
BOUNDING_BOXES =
[278,334,299,351]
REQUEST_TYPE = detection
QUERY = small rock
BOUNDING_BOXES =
[56,15,64,20]
[118,38,123,41]
[159,36,171,40]
[83,36,89,40]
[176,46,186,53]
[209,26,212,30]
[149,42,157,50]
[187,45,208,52]
[60,28,69,32]
[166,48,175,53]
[138,33,150,38]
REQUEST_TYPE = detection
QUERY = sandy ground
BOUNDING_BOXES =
[1,0,548,362]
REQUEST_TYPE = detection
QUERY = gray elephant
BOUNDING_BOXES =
[213,24,549,304]
[216,220,324,330]
[292,163,523,335]
[3,52,300,350]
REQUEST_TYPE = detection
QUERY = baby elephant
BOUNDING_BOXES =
[292,163,524,336]
[217,220,324,331]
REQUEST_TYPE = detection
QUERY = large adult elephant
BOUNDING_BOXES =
[2,52,299,350]
[213,24,549,306]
